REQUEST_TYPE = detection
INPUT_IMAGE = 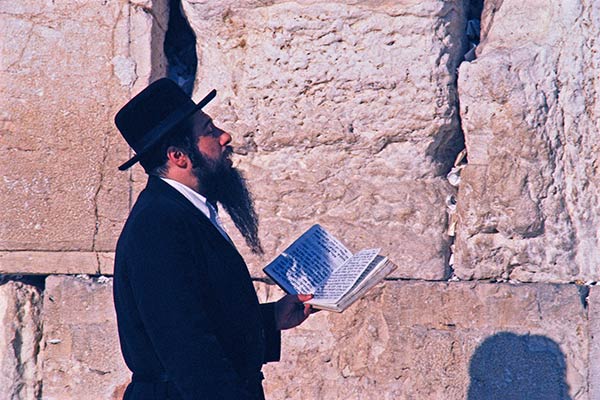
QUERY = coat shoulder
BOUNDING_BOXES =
[127,184,200,231]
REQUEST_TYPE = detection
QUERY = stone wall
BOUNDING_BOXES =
[41,276,128,400]
[261,281,590,399]
[455,0,600,283]
[2,0,600,399]
[0,0,168,274]
[184,0,466,280]
[0,281,42,399]
[1,277,596,399]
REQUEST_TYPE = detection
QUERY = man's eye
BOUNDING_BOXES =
[209,125,222,137]
[205,124,214,134]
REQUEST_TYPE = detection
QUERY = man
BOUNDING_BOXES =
[113,78,313,399]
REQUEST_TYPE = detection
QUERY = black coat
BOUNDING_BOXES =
[113,176,280,400]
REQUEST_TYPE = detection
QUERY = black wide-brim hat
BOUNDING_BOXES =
[115,78,216,171]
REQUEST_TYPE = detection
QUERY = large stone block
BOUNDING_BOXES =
[41,275,128,400]
[0,281,43,400]
[0,0,167,254]
[182,0,467,279]
[262,281,588,399]
[454,0,600,282]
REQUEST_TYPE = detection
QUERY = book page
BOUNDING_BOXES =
[312,248,380,301]
[333,259,397,311]
[263,224,353,294]
[343,255,386,296]
[309,257,397,312]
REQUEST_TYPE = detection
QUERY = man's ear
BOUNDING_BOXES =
[166,146,189,168]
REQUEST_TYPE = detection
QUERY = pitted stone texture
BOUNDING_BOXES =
[0,0,167,253]
[41,275,128,400]
[182,0,467,279]
[0,281,42,400]
[226,149,454,280]
[455,1,600,282]
[262,281,588,399]
[589,286,600,399]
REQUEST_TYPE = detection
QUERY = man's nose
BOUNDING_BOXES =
[220,131,232,146]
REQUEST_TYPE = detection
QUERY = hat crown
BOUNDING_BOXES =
[114,78,216,171]
[115,78,194,153]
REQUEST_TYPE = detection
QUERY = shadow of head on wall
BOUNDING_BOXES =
[468,332,571,400]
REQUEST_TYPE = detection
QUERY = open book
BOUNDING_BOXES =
[263,224,397,312]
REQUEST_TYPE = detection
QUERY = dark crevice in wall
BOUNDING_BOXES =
[578,284,590,309]
[468,0,484,21]
[0,274,116,293]
[428,1,483,177]
[464,0,483,62]
[443,0,484,280]
[0,274,47,290]
[164,0,197,95]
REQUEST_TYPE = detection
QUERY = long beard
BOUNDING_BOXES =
[190,147,264,255]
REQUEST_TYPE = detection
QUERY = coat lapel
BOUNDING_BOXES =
[144,176,242,256]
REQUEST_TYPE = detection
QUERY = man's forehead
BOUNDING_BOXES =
[191,110,212,125]
[189,110,215,135]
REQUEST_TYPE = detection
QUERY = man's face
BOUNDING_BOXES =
[191,111,232,170]
[187,111,263,255]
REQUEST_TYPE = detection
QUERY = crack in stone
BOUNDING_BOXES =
[89,367,111,376]
[91,132,111,273]
[7,283,44,399]
[443,0,485,281]
[11,305,25,399]
[5,147,36,152]
[4,23,35,73]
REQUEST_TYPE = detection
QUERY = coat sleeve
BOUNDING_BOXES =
[259,303,281,362]
[125,211,253,400]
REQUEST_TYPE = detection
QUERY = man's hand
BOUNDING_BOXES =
[274,294,314,330]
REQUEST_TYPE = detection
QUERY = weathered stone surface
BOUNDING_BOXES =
[0,251,101,275]
[3,0,599,397]
[98,251,117,275]
[0,0,167,254]
[41,275,128,400]
[455,0,600,282]
[262,281,588,399]
[589,286,600,399]
[0,281,43,400]
[182,0,467,279]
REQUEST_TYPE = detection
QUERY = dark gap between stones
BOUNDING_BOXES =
[164,0,197,95]
[442,0,484,279]
[0,274,47,290]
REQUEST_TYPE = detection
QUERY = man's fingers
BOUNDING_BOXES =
[297,293,313,302]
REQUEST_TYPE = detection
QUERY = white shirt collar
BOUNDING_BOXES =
[160,177,233,245]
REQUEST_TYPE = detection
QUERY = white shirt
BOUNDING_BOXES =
[160,177,233,245]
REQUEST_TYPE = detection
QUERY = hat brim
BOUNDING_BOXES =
[118,89,217,171]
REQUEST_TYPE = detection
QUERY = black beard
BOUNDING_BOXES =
[189,147,264,255]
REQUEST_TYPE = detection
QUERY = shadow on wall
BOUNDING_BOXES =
[468,332,571,400]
